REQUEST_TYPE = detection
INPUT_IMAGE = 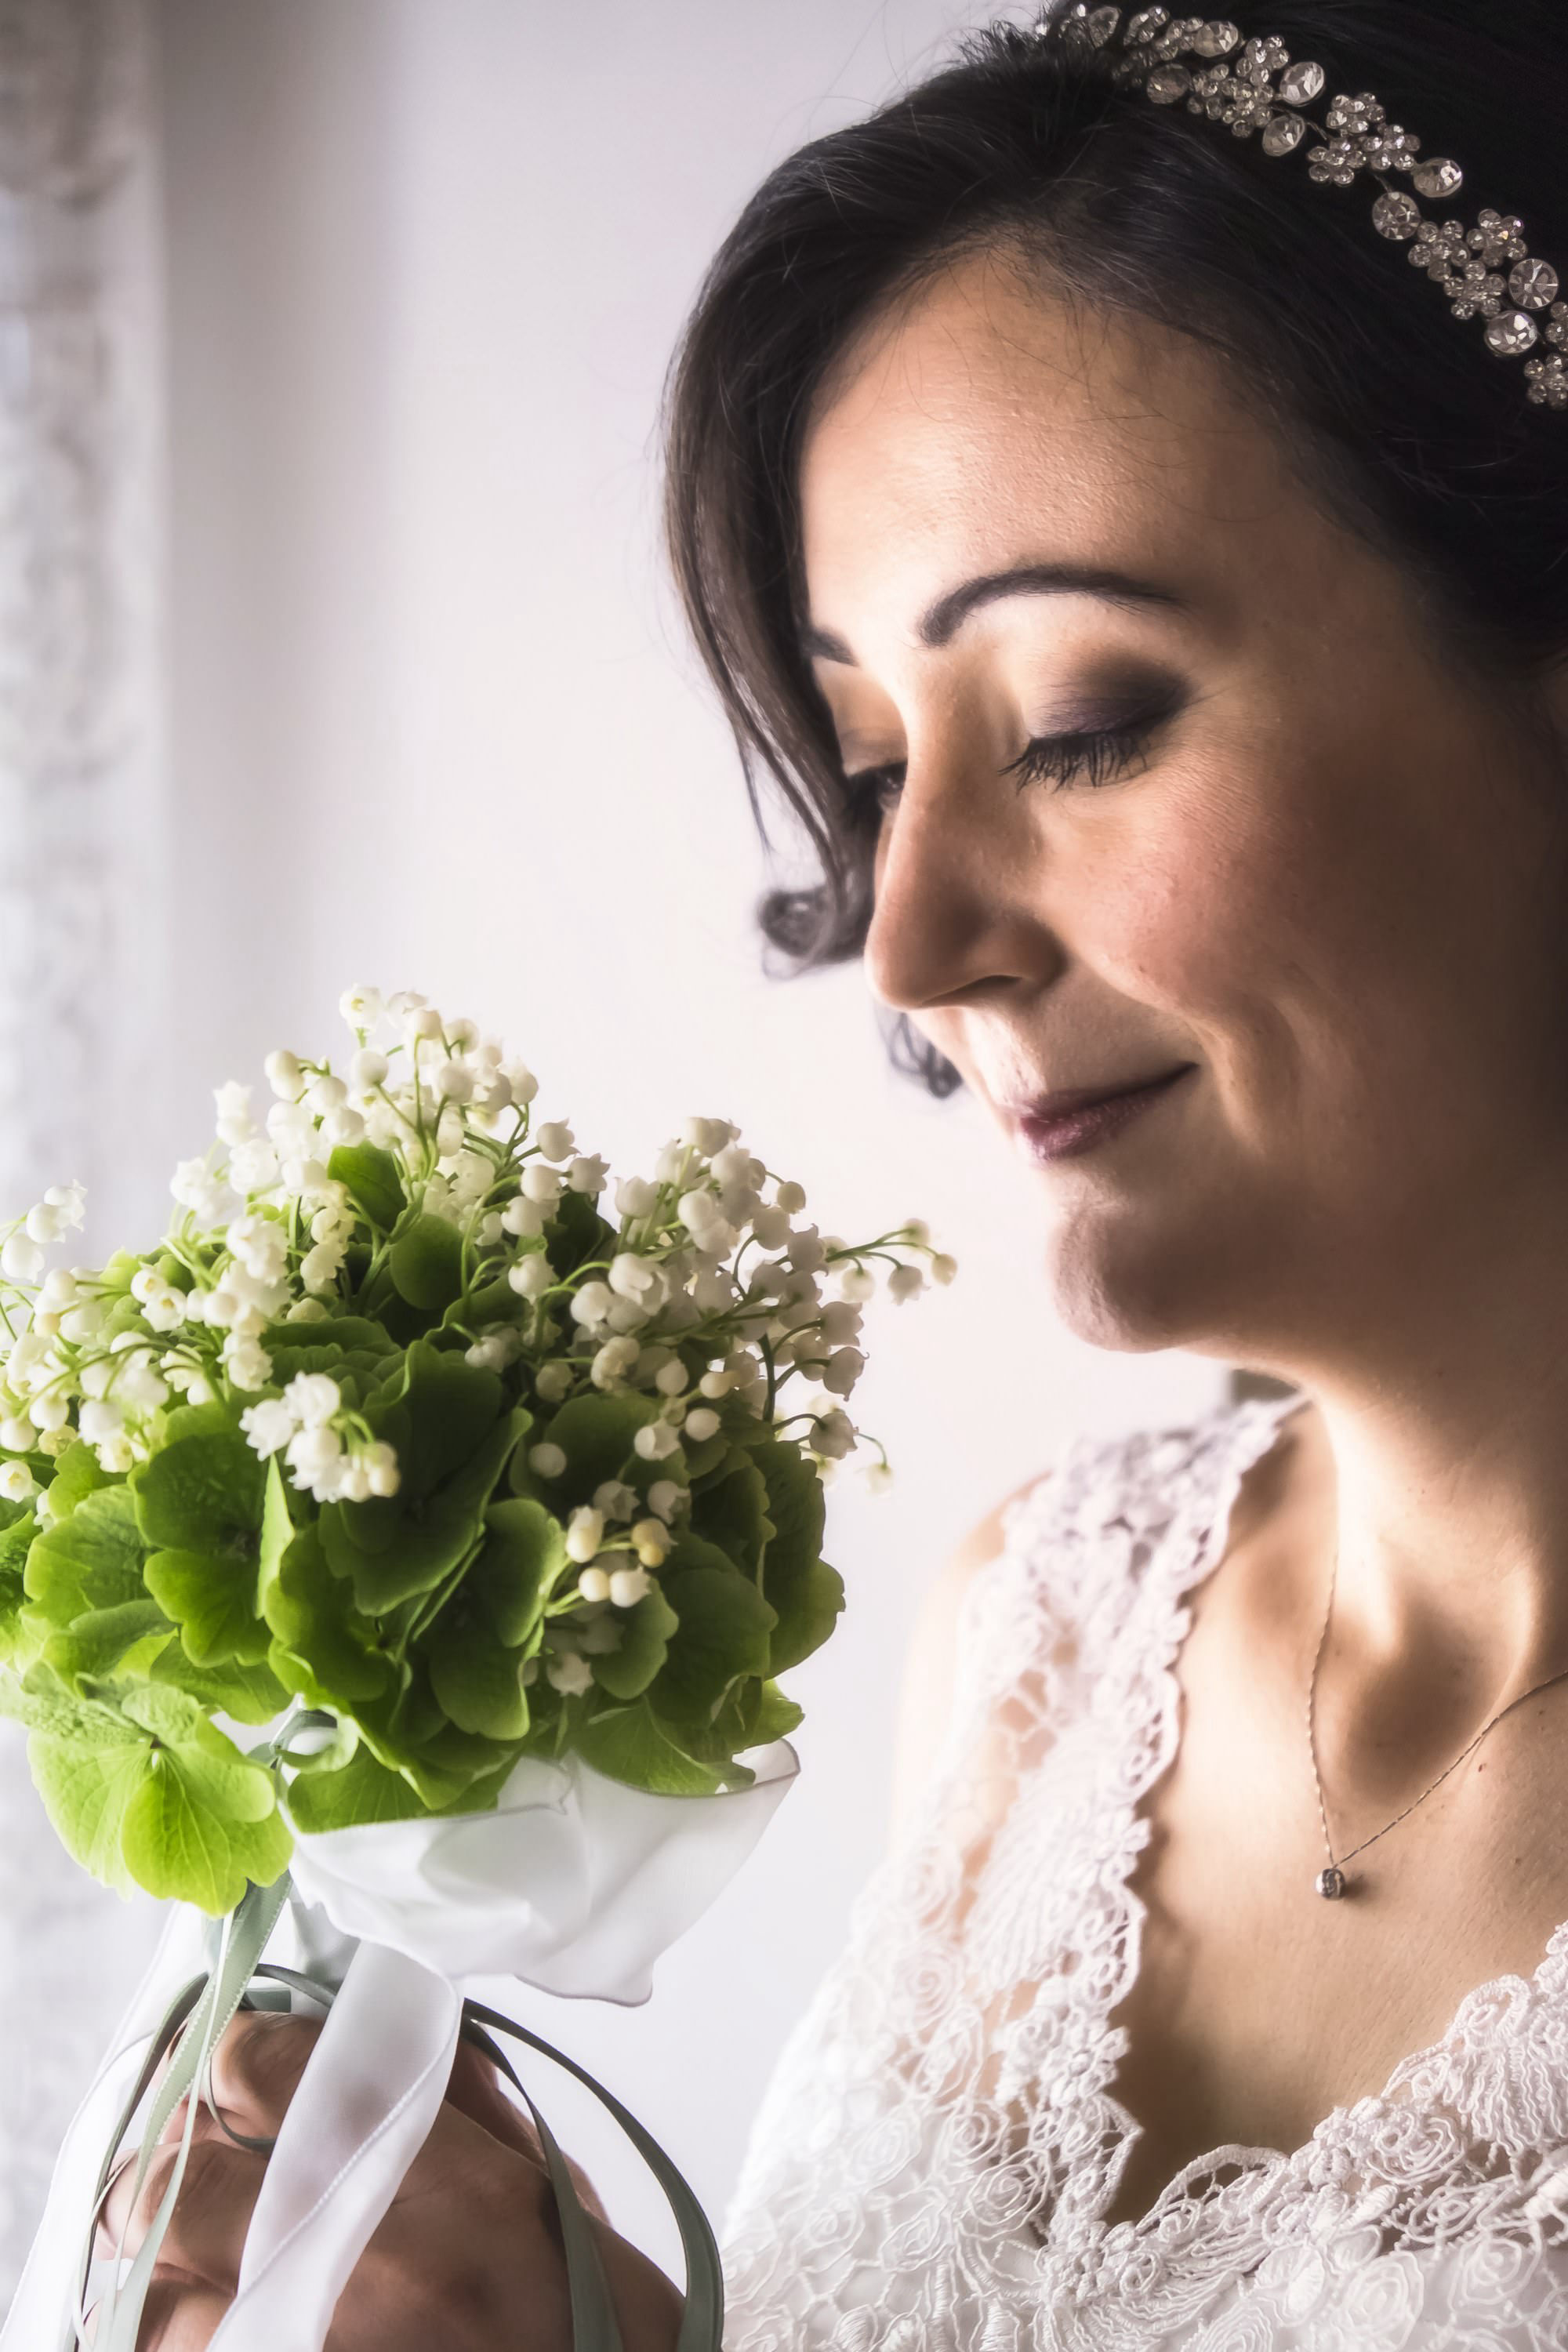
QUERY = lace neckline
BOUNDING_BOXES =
[1090,1386,1568,2250]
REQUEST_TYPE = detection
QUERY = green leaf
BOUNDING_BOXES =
[591,1581,679,1701]
[129,1404,265,1555]
[150,1646,291,1726]
[525,1392,659,1510]
[746,1439,845,1673]
[690,1459,772,1573]
[29,1725,147,1894]
[750,1678,805,1745]
[468,1499,565,1646]
[546,1190,615,1279]
[284,1744,430,1831]
[0,1504,37,1665]
[24,1486,147,1629]
[261,1318,399,1392]
[118,1680,205,1744]
[328,1142,406,1233]
[43,1600,172,1687]
[321,1402,525,1614]
[261,1525,393,1708]
[119,1730,292,1914]
[576,1700,723,1795]
[145,1548,272,1666]
[652,1543,777,1723]
[390,1214,465,1311]
[44,1439,113,1523]
[426,1618,532,1740]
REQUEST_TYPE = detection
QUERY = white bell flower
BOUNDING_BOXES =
[340,985,383,1028]
[615,1176,657,1220]
[609,1564,652,1608]
[818,1301,862,1347]
[749,1205,790,1250]
[654,1361,687,1397]
[221,1336,271,1393]
[286,1422,345,1499]
[932,1252,958,1286]
[350,1047,390,1091]
[654,1141,687,1185]
[535,1121,575,1163]
[569,1281,615,1333]
[45,1181,86,1231]
[265,1051,306,1102]
[631,1515,670,1566]
[810,1408,857,1461]
[593,1479,639,1522]
[502,1196,546,1240]
[901,1218,931,1246]
[509,1257,553,1301]
[535,1363,574,1405]
[0,1462,36,1503]
[96,1432,136,1475]
[502,1061,539,1105]
[521,1165,564,1207]
[240,1399,295,1458]
[0,1416,33,1450]
[786,1227,826,1276]
[2,1233,44,1283]
[822,1347,865,1398]
[283,1371,341,1428]
[645,1480,684,1523]
[604,1297,648,1336]
[528,1441,568,1480]
[78,1399,124,1446]
[568,1154,609,1196]
[27,1392,70,1433]
[576,1566,613,1606]
[837,1265,876,1303]
[214,1082,256,1145]
[633,1421,682,1462]
[40,1269,80,1309]
[565,1507,605,1564]
[432,1058,474,1105]
[114,1356,170,1414]
[775,1180,807,1214]
[385,989,426,1024]
[863,1461,895,1495]
[888,1263,927,1303]
[546,1653,594,1698]
[681,1117,733,1159]
[230,1138,282,1194]
[684,1406,720,1443]
[60,1302,107,1346]
[365,1442,401,1497]
[323,1106,366,1150]
[698,1368,733,1400]
[591,1338,640,1391]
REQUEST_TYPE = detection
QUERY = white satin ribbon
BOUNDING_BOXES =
[4,1740,799,2352]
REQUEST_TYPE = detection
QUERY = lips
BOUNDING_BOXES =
[1007,1067,1195,1164]
[1009,1069,1193,1123]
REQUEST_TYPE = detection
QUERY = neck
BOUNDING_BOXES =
[1240,1175,1568,1723]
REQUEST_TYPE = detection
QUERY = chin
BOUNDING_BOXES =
[1044,1212,1221,1356]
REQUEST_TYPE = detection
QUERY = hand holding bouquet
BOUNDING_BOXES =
[0,988,950,2350]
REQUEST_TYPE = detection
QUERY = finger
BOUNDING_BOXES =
[444,2040,550,2172]
[205,2009,323,2139]
[131,2273,230,2352]
[101,2136,264,2290]
[437,2046,612,2226]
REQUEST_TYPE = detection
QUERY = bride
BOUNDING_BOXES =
[111,2,1568,2343]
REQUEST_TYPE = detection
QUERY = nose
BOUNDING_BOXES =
[861,742,1062,1018]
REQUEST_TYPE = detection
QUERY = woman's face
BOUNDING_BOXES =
[798,246,1568,1364]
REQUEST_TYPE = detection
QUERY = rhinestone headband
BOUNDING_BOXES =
[1033,5,1568,410]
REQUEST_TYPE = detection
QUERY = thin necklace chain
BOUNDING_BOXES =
[1306,1542,1568,1884]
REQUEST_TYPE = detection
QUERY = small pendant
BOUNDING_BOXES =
[1315,1865,1348,1900]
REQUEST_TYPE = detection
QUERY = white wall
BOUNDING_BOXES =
[156,0,1229,2275]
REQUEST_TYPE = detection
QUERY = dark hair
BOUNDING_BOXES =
[661,2,1568,1094]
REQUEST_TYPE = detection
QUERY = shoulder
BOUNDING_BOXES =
[889,1396,1283,1836]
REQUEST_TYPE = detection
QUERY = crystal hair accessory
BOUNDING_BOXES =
[1033,5,1568,410]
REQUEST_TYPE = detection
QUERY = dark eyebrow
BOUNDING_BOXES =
[800,562,1189,666]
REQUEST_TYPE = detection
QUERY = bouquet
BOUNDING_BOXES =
[0,987,950,2351]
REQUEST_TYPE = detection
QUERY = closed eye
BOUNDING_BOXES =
[844,710,1168,815]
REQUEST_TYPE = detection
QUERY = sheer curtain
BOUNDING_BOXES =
[0,0,166,2301]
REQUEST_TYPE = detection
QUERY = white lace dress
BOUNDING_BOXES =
[720,1392,1568,2350]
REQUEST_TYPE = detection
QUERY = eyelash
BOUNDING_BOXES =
[847,714,1164,815]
